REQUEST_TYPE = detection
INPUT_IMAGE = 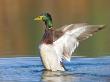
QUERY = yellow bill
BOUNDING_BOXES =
[34,16,44,21]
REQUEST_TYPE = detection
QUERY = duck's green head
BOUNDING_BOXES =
[34,12,53,29]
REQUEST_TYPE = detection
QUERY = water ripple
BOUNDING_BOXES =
[0,56,110,82]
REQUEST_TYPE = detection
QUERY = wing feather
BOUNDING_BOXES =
[54,23,105,61]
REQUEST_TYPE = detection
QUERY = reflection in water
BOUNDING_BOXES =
[41,70,110,82]
[41,71,74,82]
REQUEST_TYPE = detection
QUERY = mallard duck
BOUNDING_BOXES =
[34,12,105,71]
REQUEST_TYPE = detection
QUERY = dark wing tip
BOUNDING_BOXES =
[95,24,106,32]
[99,24,106,29]
[77,24,106,41]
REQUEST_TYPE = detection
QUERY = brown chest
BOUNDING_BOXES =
[41,29,54,44]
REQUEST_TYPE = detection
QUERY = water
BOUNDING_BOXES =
[0,56,110,82]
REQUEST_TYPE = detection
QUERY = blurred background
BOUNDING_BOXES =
[0,0,110,57]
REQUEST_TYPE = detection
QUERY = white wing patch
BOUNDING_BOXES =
[53,29,79,62]
[53,24,104,62]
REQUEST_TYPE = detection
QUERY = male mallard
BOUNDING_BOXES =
[34,12,104,71]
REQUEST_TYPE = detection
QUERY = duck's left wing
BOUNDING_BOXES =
[53,23,105,62]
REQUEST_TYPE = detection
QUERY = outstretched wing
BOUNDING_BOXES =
[53,23,105,62]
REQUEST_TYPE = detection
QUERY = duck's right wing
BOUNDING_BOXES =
[54,23,105,62]
[55,23,105,41]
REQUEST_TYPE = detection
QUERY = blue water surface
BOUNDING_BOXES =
[0,56,110,82]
